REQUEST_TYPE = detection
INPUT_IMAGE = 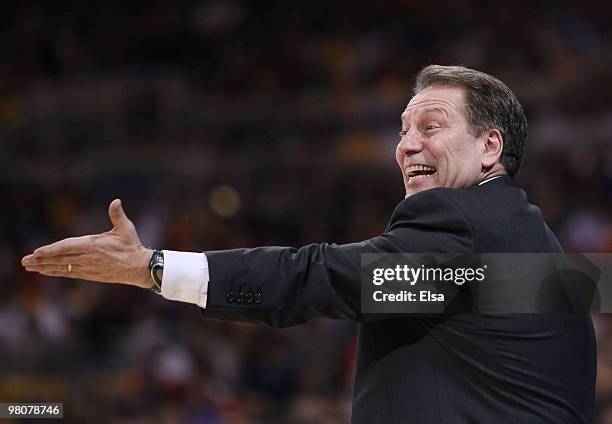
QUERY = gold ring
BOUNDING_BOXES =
[67,264,73,273]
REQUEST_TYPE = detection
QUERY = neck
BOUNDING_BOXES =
[479,163,507,183]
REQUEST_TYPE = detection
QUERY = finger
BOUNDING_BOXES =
[27,263,99,282]
[26,263,84,278]
[108,199,135,234]
[22,254,88,267]
[33,236,94,258]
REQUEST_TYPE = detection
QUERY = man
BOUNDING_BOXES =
[22,65,596,423]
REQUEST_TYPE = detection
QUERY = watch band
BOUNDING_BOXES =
[148,250,164,293]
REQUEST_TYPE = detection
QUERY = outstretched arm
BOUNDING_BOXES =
[21,199,153,289]
[21,189,473,327]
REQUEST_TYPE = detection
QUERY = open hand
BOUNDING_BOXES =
[21,199,153,289]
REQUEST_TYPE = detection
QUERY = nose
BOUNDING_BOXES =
[397,131,424,159]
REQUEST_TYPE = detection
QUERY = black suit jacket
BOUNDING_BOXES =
[201,176,596,423]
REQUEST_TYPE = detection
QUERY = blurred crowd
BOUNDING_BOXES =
[1,1,612,422]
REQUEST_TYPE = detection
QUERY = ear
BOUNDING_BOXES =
[480,128,503,169]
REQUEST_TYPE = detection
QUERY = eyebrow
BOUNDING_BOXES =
[401,107,448,122]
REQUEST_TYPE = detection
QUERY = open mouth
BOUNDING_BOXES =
[405,164,436,178]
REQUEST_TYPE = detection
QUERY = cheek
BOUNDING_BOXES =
[427,138,453,168]
[434,136,472,168]
[452,140,482,179]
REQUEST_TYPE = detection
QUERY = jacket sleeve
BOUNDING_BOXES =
[201,188,474,327]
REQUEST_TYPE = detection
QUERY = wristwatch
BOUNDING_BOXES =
[148,250,164,293]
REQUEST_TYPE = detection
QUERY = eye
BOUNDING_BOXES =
[399,129,408,136]
[424,123,440,131]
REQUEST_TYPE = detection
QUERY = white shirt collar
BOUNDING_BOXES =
[478,175,504,186]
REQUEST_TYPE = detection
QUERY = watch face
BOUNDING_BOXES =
[154,266,163,282]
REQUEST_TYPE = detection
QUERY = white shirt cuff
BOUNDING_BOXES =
[160,250,209,308]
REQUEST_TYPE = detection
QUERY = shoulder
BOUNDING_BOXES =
[385,177,528,237]
[384,177,561,252]
[394,176,528,216]
[386,187,475,234]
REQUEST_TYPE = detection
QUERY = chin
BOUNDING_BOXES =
[405,175,439,197]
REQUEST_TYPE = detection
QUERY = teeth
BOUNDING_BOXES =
[405,165,436,177]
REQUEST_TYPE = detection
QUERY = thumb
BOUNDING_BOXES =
[108,199,136,234]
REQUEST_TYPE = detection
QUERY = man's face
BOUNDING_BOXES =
[396,85,486,198]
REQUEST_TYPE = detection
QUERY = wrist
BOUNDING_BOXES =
[140,248,155,289]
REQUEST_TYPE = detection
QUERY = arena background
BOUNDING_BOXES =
[2,1,612,422]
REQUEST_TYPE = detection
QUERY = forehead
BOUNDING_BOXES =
[402,85,466,121]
